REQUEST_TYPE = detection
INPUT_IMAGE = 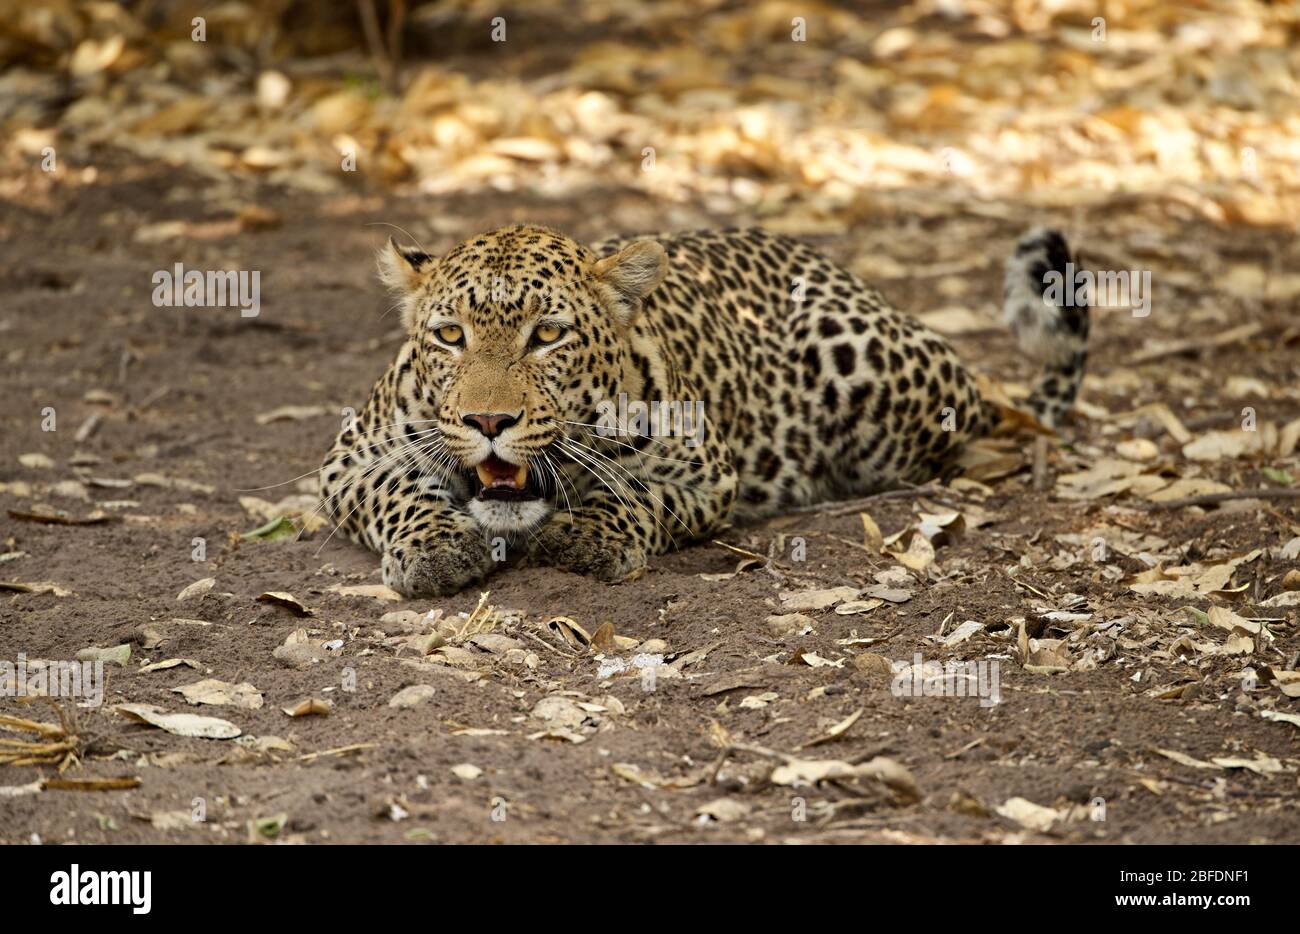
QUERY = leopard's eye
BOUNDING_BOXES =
[434,324,464,347]
[532,323,564,347]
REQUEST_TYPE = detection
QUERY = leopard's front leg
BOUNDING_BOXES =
[319,388,495,597]
[526,498,648,581]
[381,508,495,597]
[322,443,494,597]
[529,434,737,581]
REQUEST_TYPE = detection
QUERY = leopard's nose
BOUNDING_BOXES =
[460,411,521,438]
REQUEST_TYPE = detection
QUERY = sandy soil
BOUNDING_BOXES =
[1,150,1298,844]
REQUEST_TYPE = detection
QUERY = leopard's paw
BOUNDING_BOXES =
[382,534,493,597]
[527,515,646,582]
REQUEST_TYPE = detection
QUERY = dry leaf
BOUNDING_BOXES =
[116,703,241,739]
[177,578,216,602]
[799,708,863,748]
[695,798,751,822]
[778,586,859,611]
[255,405,329,425]
[172,679,264,710]
[255,591,313,616]
[860,511,883,552]
[282,698,332,718]
[996,797,1062,833]
[328,583,403,602]
[1154,748,1219,770]
[387,685,436,708]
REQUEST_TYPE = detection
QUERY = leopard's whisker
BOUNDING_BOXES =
[236,426,443,493]
[561,437,691,543]
[364,222,433,258]
[304,431,450,544]
[308,430,444,520]
[556,438,680,548]
[350,418,444,437]
[554,440,640,525]
[540,448,576,526]
[314,435,449,555]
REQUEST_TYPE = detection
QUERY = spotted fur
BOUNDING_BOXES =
[320,225,1085,596]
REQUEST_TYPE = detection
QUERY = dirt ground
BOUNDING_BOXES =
[2,142,1299,843]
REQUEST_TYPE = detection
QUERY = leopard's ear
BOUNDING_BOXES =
[377,237,433,294]
[593,240,667,327]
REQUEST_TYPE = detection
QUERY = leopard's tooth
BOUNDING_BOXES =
[475,464,494,487]
[513,464,528,487]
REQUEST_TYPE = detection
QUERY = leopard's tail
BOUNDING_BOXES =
[1001,228,1089,428]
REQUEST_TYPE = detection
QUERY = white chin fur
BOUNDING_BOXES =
[467,497,552,536]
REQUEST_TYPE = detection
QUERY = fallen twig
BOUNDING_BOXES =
[297,743,377,763]
[783,483,967,519]
[710,540,767,561]
[1124,322,1265,365]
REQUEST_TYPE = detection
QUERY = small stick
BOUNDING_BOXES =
[358,0,393,92]
[711,540,767,561]
[519,628,576,658]
[297,742,377,763]
[1008,573,1052,599]
[74,413,102,443]
[785,484,966,519]
[1032,436,1050,491]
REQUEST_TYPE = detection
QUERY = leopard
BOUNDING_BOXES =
[319,224,1087,597]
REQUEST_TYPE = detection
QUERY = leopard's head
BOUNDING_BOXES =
[378,224,666,535]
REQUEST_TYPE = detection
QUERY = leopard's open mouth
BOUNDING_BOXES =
[472,453,541,501]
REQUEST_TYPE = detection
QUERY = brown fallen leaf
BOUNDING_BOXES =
[282,698,332,718]
[173,679,264,710]
[695,798,752,822]
[860,511,884,551]
[702,667,791,696]
[861,584,912,603]
[769,755,920,803]
[176,578,216,602]
[996,796,1063,833]
[76,644,131,666]
[388,685,437,708]
[255,591,313,617]
[545,616,591,648]
[1211,754,1286,775]
[590,621,619,653]
[527,728,587,744]
[328,583,403,602]
[115,703,241,739]
[779,586,859,611]
[138,658,203,673]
